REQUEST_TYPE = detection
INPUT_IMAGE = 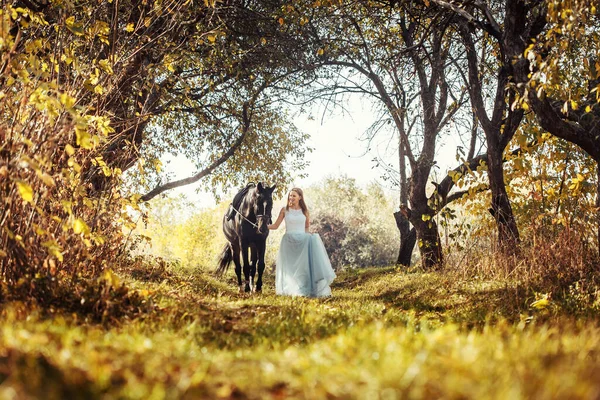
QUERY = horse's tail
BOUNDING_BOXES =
[216,244,233,276]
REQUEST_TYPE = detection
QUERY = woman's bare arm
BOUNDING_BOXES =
[305,210,310,233]
[268,207,285,230]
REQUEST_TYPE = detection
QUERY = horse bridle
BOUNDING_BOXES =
[230,206,270,229]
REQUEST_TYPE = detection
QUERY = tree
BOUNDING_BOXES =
[0,0,322,293]
[300,1,475,268]
[522,0,600,251]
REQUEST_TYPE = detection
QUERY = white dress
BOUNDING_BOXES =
[275,208,336,297]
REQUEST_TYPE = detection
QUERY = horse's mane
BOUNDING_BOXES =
[232,182,256,211]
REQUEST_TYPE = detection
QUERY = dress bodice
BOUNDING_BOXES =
[285,208,306,234]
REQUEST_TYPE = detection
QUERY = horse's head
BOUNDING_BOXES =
[254,182,275,235]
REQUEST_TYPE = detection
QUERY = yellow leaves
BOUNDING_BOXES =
[73,218,91,235]
[568,173,585,191]
[65,144,75,156]
[448,170,462,183]
[92,156,112,177]
[317,48,324,56]
[98,59,113,75]
[86,68,100,86]
[208,34,216,43]
[524,43,535,61]
[75,125,93,149]
[68,157,82,172]
[42,240,63,262]
[28,87,62,123]
[92,21,110,44]
[530,293,551,310]
[278,17,284,26]
[421,214,431,222]
[125,23,135,33]
[73,116,112,150]
[92,116,115,136]
[153,159,163,173]
[102,269,121,288]
[16,180,34,203]
[585,105,592,113]
[36,170,56,187]
[65,16,84,36]
[260,37,267,45]
[59,92,76,109]
[570,99,578,110]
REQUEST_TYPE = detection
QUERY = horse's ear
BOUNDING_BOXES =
[268,184,276,193]
[257,182,264,192]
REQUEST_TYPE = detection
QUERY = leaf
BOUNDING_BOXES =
[16,180,34,203]
[530,294,550,309]
[125,23,135,32]
[65,16,84,36]
[98,59,113,75]
[103,269,120,287]
[422,214,431,221]
[59,93,75,109]
[65,144,75,155]
[37,171,56,187]
[42,240,63,262]
[75,127,93,149]
[570,100,578,110]
[73,218,91,235]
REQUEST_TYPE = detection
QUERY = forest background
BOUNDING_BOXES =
[2,0,600,398]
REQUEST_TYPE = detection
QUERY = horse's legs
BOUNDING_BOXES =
[231,243,243,291]
[241,241,251,292]
[250,244,257,290]
[255,240,267,292]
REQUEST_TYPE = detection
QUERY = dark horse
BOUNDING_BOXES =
[216,182,275,292]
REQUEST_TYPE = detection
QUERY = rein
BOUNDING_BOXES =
[231,206,269,229]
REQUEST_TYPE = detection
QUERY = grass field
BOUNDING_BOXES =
[1,266,600,399]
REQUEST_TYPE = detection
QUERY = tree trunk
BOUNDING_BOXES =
[394,210,415,266]
[395,130,413,266]
[597,163,600,254]
[487,140,520,251]
[410,166,443,269]
[411,212,443,269]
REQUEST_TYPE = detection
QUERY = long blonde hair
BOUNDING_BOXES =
[286,187,308,216]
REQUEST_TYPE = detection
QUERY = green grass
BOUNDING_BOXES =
[1,266,600,399]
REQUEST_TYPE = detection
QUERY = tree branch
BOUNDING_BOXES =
[140,80,268,201]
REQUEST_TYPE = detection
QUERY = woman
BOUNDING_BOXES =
[268,188,336,297]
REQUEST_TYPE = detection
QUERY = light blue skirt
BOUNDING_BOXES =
[275,232,336,297]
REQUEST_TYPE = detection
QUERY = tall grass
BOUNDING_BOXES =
[1,259,600,399]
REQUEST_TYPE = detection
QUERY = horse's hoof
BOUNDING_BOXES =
[253,287,262,294]
[244,284,251,293]
[238,285,245,293]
